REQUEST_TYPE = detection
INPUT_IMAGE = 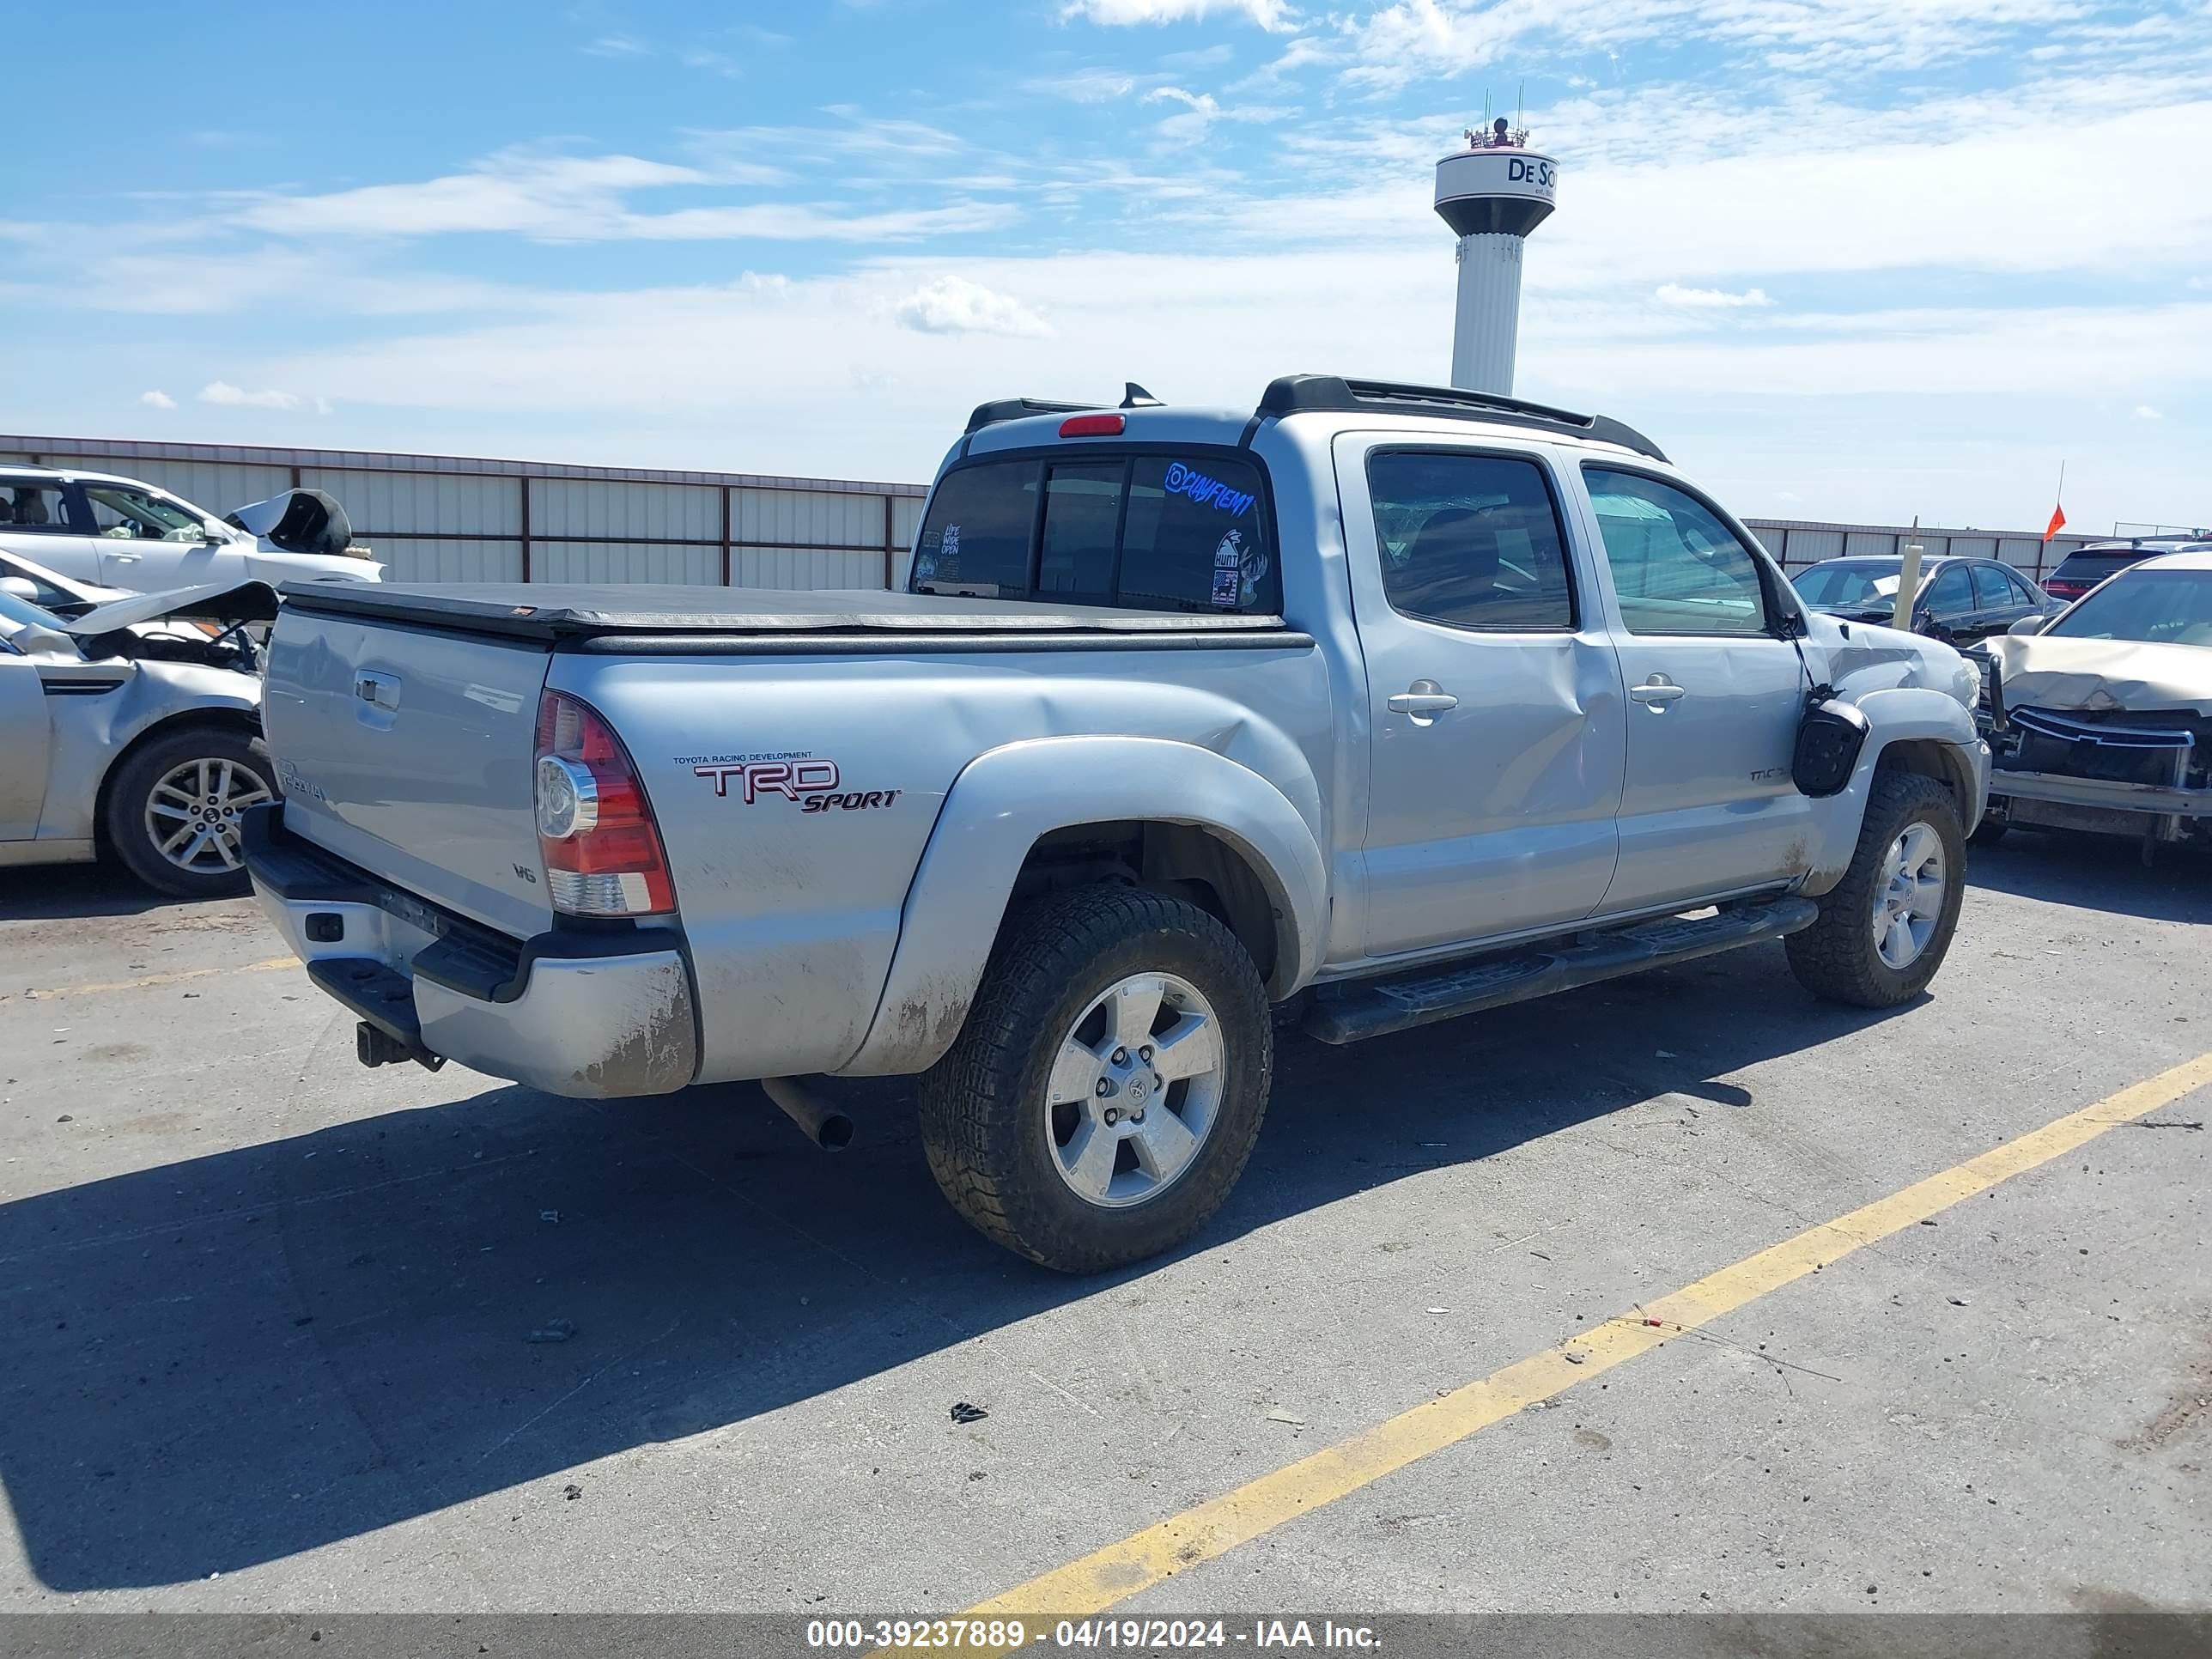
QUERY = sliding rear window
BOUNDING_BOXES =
[911,449,1277,614]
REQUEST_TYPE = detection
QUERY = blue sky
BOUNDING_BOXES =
[5,0,2208,532]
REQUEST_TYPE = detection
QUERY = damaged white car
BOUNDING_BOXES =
[0,580,279,897]
[0,466,380,594]
[1978,550,2212,858]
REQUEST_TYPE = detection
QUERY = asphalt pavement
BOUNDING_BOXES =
[0,837,2204,1617]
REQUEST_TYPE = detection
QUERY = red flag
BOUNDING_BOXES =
[2042,501,2067,544]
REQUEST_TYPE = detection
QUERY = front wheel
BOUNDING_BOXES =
[104,726,276,898]
[919,886,1273,1273]
[1786,770,1966,1008]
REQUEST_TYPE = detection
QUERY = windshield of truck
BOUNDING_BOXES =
[2045,568,2212,647]
[912,451,1278,614]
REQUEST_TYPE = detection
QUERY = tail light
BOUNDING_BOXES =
[533,690,676,917]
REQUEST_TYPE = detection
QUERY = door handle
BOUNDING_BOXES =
[112,553,141,564]
[1387,682,1458,719]
[1630,678,1686,706]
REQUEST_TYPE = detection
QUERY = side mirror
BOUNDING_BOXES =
[2007,614,2047,637]
[0,575,40,600]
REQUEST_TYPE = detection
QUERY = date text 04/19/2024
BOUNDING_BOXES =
[805,1618,1380,1651]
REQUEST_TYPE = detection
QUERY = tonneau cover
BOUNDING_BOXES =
[278,581,1286,641]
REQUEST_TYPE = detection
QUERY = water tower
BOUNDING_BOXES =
[1434,118,1559,395]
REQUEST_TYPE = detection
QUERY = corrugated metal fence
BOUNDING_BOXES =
[2,434,2102,590]
[0,435,926,592]
[1741,518,2100,582]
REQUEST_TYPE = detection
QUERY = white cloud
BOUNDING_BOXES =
[138,389,176,410]
[684,47,742,77]
[1656,283,1773,307]
[1063,0,1297,31]
[1028,67,1146,100]
[1144,84,1296,142]
[1335,0,2091,90]
[890,275,1052,337]
[583,34,649,58]
[226,151,787,240]
[199,380,303,410]
[2135,404,2163,419]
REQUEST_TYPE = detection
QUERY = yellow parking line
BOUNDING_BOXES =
[15,955,296,1000]
[961,1050,2212,1630]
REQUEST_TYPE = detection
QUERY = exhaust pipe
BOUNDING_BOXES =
[761,1076,854,1152]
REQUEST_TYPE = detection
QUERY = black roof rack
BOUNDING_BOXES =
[1255,374,1668,463]
[963,397,1103,434]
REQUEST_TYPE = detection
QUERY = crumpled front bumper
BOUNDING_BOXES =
[242,805,699,1098]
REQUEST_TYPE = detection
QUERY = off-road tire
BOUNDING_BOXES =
[1786,770,1966,1008]
[919,886,1273,1273]
[104,726,275,899]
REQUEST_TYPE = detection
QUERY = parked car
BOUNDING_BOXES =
[0,466,381,594]
[244,374,1986,1272]
[1977,550,2210,854]
[1,580,279,896]
[2040,538,2210,604]
[1793,554,2058,646]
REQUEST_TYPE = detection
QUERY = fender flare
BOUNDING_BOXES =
[836,735,1329,1076]
[1801,686,1988,893]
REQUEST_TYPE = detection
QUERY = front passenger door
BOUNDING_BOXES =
[0,647,53,841]
[1917,563,1975,643]
[77,481,229,590]
[1580,467,1811,913]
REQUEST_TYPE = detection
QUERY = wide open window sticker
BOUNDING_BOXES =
[1165,462,1255,517]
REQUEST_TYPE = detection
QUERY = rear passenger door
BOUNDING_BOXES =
[0,477,104,586]
[1577,466,1809,914]
[1967,562,2033,641]
[1335,438,1626,956]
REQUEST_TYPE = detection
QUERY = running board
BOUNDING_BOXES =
[1303,897,1819,1045]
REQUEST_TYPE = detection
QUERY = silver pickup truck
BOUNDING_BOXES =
[246,375,1989,1272]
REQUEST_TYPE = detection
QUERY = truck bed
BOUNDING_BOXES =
[278,582,1292,644]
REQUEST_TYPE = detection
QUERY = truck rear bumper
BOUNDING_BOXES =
[243,805,699,1098]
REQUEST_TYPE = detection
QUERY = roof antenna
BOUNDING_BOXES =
[1121,382,1164,408]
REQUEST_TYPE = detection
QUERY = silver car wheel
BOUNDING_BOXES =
[1044,971,1224,1211]
[145,757,275,876]
[1872,820,1947,970]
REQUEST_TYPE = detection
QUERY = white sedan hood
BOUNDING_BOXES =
[1986,633,2212,718]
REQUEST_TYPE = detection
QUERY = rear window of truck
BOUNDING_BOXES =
[911,451,1278,614]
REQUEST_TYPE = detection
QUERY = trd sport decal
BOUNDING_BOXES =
[693,758,839,802]
[690,757,901,812]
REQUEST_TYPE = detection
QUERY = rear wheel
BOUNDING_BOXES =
[104,726,276,898]
[919,886,1272,1273]
[1787,770,1966,1008]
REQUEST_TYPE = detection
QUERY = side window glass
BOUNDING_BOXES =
[1366,451,1575,630]
[1970,564,2012,611]
[1036,463,1122,598]
[0,480,74,534]
[1583,469,1768,636]
[1923,565,1972,620]
[2006,568,2039,605]
[81,484,207,542]
[1120,456,1274,612]
[911,462,1038,595]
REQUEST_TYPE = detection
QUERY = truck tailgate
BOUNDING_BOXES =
[261,608,556,939]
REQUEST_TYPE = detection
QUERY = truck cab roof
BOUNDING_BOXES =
[958,374,1669,468]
